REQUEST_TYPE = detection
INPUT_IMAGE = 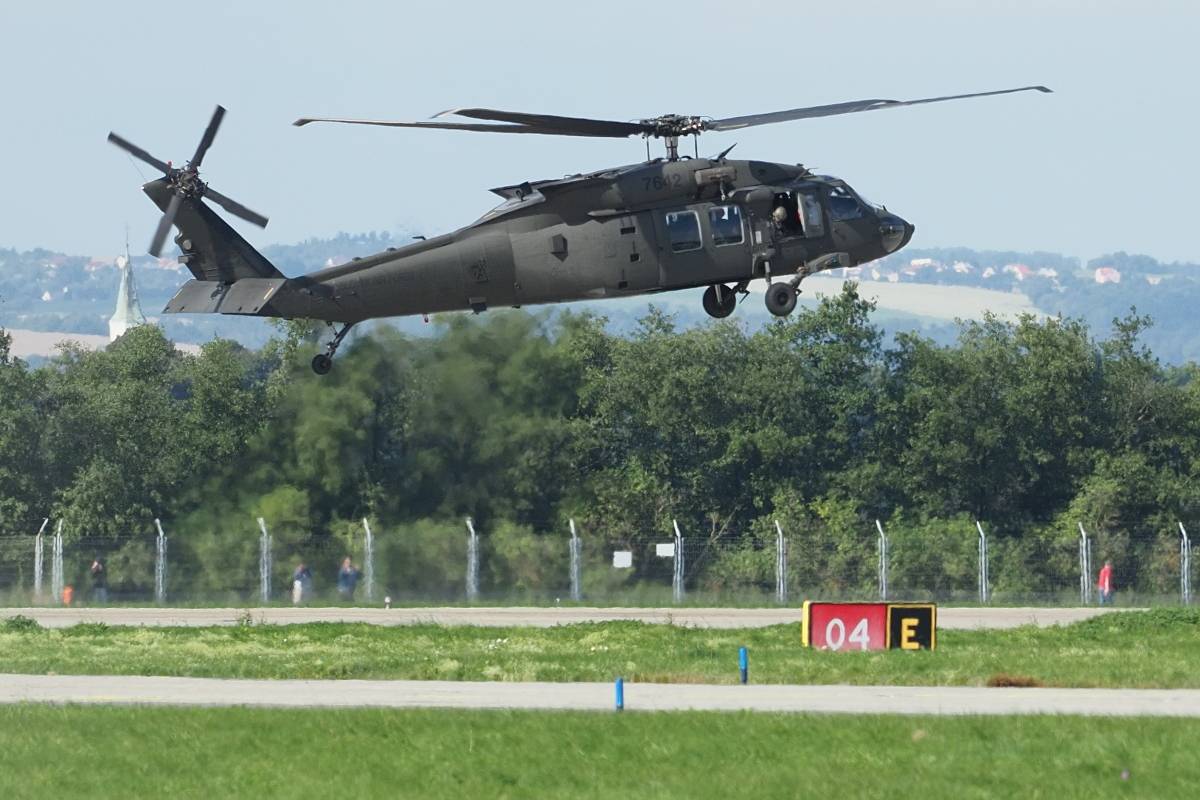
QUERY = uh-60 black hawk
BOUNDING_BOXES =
[108,85,1049,374]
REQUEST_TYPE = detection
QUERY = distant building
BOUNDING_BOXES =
[1003,263,1033,281]
[108,251,148,341]
[1094,267,1122,285]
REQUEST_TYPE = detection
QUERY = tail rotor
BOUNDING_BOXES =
[108,105,269,257]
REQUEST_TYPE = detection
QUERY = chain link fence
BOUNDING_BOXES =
[0,516,1194,607]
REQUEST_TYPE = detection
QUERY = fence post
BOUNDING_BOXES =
[975,521,990,605]
[774,520,788,605]
[33,518,48,603]
[154,518,167,604]
[672,519,685,603]
[875,519,888,601]
[465,517,479,602]
[568,518,582,602]
[1181,522,1192,606]
[51,519,64,605]
[362,517,376,602]
[257,517,272,604]
[1077,522,1092,606]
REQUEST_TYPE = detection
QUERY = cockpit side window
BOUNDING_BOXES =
[799,193,824,238]
[665,210,702,253]
[828,185,863,221]
[708,205,744,246]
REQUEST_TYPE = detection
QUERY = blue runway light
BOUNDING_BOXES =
[739,646,748,684]
[615,677,624,710]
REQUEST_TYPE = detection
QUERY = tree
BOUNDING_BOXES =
[0,328,49,531]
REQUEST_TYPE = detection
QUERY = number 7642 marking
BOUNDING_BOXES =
[642,174,683,191]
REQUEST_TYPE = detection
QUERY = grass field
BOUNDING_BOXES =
[0,705,1195,799]
[2,608,1197,688]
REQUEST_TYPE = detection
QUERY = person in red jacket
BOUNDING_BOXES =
[1097,560,1114,605]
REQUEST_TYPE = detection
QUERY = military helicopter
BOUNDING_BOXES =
[108,86,1049,374]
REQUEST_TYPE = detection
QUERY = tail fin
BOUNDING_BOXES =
[147,178,355,322]
[144,178,284,283]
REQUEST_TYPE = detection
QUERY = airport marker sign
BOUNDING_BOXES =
[801,601,937,651]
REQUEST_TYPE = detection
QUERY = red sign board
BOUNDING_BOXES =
[802,602,889,651]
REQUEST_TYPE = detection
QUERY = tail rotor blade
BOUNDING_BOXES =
[107,133,172,174]
[148,194,183,257]
[190,105,226,168]
[204,187,269,228]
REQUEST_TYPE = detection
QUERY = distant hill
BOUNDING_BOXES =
[2,237,1198,362]
[0,233,408,350]
[817,247,1200,362]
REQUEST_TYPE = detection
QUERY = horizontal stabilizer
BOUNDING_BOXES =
[165,279,287,316]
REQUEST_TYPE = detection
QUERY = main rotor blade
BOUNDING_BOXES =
[204,186,269,228]
[190,105,226,168]
[149,193,182,257]
[436,108,646,138]
[706,85,1052,132]
[107,132,172,174]
[292,116,632,137]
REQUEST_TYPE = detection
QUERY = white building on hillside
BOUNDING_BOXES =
[108,250,147,341]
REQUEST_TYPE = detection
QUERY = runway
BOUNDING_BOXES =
[2,606,1122,630]
[1,674,1195,716]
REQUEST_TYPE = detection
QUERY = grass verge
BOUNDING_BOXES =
[0,705,1195,799]
[1,608,1197,688]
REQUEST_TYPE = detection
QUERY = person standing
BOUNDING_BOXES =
[1097,560,1114,605]
[292,562,313,605]
[337,557,362,601]
[90,556,108,605]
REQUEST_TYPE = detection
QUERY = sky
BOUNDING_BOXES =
[1,0,1197,264]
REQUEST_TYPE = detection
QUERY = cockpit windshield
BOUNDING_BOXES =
[828,184,880,221]
[850,186,884,212]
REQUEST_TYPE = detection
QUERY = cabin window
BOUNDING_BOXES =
[708,205,744,246]
[828,185,863,220]
[665,211,702,253]
[772,192,803,236]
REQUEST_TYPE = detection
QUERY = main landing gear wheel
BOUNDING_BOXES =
[765,282,798,317]
[311,354,333,375]
[311,322,355,375]
[702,284,737,319]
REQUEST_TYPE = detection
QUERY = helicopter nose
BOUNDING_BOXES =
[880,214,914,254]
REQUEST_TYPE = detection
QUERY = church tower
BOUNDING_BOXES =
[108,244,147,342]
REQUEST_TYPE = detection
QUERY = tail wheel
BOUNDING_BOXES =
[702,284,737,319]
[765,282,797,317]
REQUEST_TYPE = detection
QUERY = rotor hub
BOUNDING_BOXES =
[640,114,707,139]
[170,166,206,198]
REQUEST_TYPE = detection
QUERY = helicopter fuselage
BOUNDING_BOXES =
[174,156,913,325]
